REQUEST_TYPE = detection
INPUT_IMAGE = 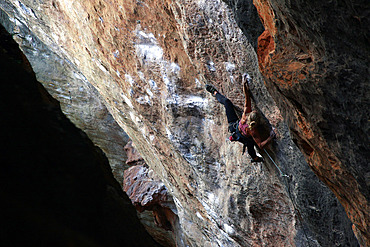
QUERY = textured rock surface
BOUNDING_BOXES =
[250,0,369,245]
[0,24,159,247]
[0,0,366,246]
[123,140,179,247]
[0,0,130,184]
[123,164,177,246]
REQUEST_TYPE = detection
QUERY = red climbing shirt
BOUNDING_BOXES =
[239,121,250,137]
[239,120,265,148]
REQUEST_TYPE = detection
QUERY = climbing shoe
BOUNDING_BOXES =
[251,156,264,163]
[205,84,218,96]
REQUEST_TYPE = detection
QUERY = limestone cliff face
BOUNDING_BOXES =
[0,0,366,246]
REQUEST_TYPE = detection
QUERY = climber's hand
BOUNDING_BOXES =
[270,130,276,139]
[242,74,246,84]
[242,74,251,92]
[242,73,251,84]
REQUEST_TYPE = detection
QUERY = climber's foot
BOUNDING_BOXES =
[251,156,264,163]
[205,84,218,96]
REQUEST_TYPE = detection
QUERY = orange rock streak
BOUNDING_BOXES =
[254,0,369,245]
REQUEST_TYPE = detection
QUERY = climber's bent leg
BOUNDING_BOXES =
[245,137,257,159]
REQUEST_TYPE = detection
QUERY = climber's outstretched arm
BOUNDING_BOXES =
[242,75,252,115]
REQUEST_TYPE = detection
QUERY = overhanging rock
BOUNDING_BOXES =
[1,0,364,246]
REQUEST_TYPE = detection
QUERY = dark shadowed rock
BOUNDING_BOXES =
[249,0,369,245]
[0,24,160,247]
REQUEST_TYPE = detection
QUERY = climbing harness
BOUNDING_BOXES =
[263,149,314,247]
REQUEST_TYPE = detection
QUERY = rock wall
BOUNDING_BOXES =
[123,148,179,247]
[247,0,369,245]
[1,0,366,246]
[0,0,130,183]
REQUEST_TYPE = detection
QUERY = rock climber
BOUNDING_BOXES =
[206,74,276,162]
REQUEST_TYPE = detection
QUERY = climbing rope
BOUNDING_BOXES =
[263,149,290,178]
[263,149,314,247]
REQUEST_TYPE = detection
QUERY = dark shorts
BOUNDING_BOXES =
[216,93,258,159]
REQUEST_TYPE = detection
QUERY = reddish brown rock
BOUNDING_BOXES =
[123,141,178,246]
[123,163,179,247]
[123,165,176,229]
[124,141,145,166]
[253,0,369,245]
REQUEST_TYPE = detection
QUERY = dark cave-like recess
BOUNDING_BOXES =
[0,23,161,247]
